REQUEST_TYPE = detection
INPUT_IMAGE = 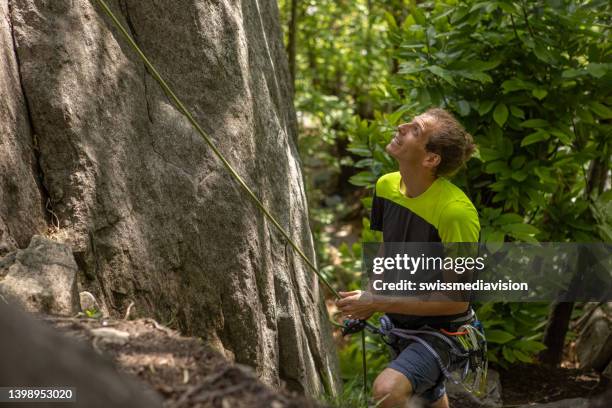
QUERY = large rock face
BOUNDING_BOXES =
[0,0,46,249]
[1,0,339,396]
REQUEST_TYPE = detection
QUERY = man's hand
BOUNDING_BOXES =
[335,290,377,320]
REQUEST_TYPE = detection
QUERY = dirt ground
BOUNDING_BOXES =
[46,316,319,408]
[44,316,609,408]
[500,363,608,406]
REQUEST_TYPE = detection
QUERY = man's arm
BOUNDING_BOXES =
[372,295,468,316]
[336,290,468,320]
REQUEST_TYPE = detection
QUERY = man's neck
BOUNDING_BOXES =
[398,162,437,198]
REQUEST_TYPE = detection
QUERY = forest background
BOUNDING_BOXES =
[276,0,611,403]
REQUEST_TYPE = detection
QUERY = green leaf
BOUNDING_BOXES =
[347,147,372,157]
[398,62,427,75]
[510,106,525,119]
[513,349,534,363]
[520,119,549,128]
[387,106,410,124]
[514,340,547,353]
[85,308,102,319]
[456,100,471,116]
[577,107,595,123]
[511,171,528,182]
[495,213,524,225]
[349,171,376,187]
[384,11,398,30]
[450,7,470,24]
[361,197,373,208]
[562,68,586,78]
[533,43,553,63]
[502,78,535,93]
[521,130,550,146]
[502,346,517,363]
[549,129,573,145]
[511,232,539,243]
[469,2,494,13]
[485,229,506,244]
[501,138,514,159]
[449,59,501,72]
[477,100,496,116]
[427,66,456,86]
[498,2,516,13]
[487,330,515,344]
[532,89,548,100]
[475,59,501,71]
[502,223,540,235]
[590,102,612,119]
[493,103,509,127]
[510,156,526,169]
[479,147,504,161]
[586,63,608,78]
[409,4,427,26]
[455,70,493,83]
[487,351,499,363]
[485,160,508,174]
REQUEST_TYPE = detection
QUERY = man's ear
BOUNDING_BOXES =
[423,152,441,170]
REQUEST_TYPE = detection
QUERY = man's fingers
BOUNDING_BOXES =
[336,297,355,307]
[337,303,354,313]
[339,290,360,298]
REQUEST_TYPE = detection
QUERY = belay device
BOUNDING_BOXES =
[343,310,489,397]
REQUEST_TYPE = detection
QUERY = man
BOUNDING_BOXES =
[336,108,480,408]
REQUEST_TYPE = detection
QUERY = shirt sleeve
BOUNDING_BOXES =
[370,187,384,231]
[438,201,480,243]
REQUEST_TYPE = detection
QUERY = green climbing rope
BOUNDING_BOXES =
[92,0,339,299]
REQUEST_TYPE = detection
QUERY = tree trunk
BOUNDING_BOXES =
[539,302,574,366]
[539,137,608,366]
[0,0,339,396]
[539,244,589,366]
[286,0,298,86]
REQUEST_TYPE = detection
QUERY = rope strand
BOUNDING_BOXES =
[92,0,339,299]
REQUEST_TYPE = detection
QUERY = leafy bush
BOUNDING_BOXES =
[476,302,548,368]
[346,0,611,366]
[351,0,611,239]
[283,0,610,378]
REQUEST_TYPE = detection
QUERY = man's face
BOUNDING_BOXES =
[386,115,430,166]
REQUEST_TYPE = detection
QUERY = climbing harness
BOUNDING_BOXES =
[342,309,489,397]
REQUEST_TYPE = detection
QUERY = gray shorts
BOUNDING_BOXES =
[388,339,449,403]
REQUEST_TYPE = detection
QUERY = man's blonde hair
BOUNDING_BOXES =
[422,108,476,177]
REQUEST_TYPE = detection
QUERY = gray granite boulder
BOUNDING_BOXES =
[0,235,78,315]
[0,301,162,408]
[1,0,339,395]
[576,307,612,371]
